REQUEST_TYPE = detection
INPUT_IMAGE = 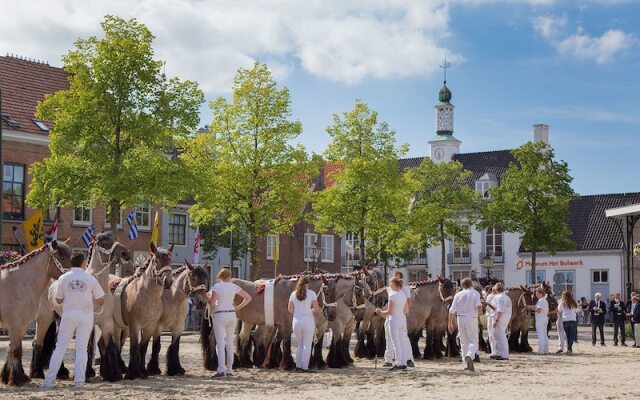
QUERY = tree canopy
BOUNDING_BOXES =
[27,15,204,232]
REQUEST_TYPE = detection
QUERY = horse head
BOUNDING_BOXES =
[319,275,339,322]
[95,232,132,263]
[184,259,210,304]
[48,240,73,279]
[150,242,174,289]
[351,275,367,321]
[438,278,455,308]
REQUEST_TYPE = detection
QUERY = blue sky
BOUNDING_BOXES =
[1,0,638,195]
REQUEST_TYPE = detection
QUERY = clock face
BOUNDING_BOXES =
[435,147,444,160]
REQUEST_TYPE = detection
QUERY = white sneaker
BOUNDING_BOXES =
[40,382,55,389]
[74,382,84,389]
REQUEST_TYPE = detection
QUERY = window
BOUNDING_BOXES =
[169,213,187,246]
[266,235,277,260]
[43,205,59,222]
[321,235,334,263]
[485,227,503,256]
[304,233,318,262]
[452,270,470,283]
[345,232,360,268]
[136,203,152,230]
[592,270,609,283]
[105,206,123,229]
[231,262,240,278]
[475,173,498,198]
[32,119,49,132]
[526,270,546,285]
[73,206,92,225]
[3,163,25,220]
[1,114,20,128]
[452,226,470,260]
[552,270,576,295]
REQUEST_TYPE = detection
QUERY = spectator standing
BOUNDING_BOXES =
[609,293,627,346]
[590,293,607,346]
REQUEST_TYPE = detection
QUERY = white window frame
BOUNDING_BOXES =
[105,207,123,229]
[485,227,503,256]
[552,270,576,295]
[168,212,188,247]
[73,206,92,226]
[452,225,470,258]
[321,235,334,263]
[136,203,152,230]
[304,233,318,262]
[266,234,277,261]
[526,270,546,285]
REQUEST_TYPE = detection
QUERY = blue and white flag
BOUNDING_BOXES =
[126,210,138,240]
[81,224,95,248]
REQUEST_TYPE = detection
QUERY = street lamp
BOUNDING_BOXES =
[483,253,494,279]
[312,241,321,273]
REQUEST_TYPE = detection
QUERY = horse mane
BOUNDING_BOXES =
[409,278,441,287]
[277,272,353,281]
[0,241,72,271]
[173,265,188,276]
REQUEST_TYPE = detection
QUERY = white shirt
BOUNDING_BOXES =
[55,267,104,315]
[535,297,549,323]
[449,288,482,318]
[557,303,579,322]
[495,292,512,322]
[289,289,317,319]
[485,293,496,317]
[388,289,408,320]
[212,281,241,312]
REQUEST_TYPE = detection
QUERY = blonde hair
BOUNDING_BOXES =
[217,267,232,281]
[296,276,309,301]
[494,282,504,293]
[390,276,403,289]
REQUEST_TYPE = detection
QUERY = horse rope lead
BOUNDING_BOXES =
[47,244,69,275]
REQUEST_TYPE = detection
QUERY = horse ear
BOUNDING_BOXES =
[168,243,175,253]
[520,284,526,291]
[203,262,209,269]
[51,240,59,250]
[185,259,194,270]
[150,242,157,254]
[321,275,328,284]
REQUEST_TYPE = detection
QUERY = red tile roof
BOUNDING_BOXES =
[0,55,68,135]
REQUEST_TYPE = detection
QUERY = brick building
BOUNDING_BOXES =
[0,55,161,276]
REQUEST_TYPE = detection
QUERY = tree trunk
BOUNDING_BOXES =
[440,223,446,278]
[359,227,366,269]
[110,200,120,240]
[249,204,260,281]
[531,247,537,285]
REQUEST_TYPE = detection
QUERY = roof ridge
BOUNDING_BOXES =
[2,54,51,66]
[455,149,514,156]
[575,192,640,198]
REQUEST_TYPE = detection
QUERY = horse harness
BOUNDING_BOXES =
[318,283,337,312]
[91,241,124,277]
[175,268,207,297]
[47,243,70,276]
[438,282,453,305]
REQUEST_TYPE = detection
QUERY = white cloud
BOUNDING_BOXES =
[556,28,634,63]
[0,0,461,93]
[532,15,567,39]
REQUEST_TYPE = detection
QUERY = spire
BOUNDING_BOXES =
[439,56,452,104]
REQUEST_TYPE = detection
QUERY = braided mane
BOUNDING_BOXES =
[0,244,48,271]
[277,272,354,281]
[409,278,441,287]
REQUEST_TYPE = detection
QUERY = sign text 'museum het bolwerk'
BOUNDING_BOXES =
[516,258,585,271]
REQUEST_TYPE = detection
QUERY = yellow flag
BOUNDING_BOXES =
[24,210,44,251]
[150,210,159,250]
[273,235,279,264]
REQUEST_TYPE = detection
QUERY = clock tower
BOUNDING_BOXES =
[429,67,461,163]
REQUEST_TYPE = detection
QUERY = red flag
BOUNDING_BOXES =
[44,211,58,243]
[193,227,201,264]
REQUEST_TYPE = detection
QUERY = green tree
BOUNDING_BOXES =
[406,159,479,277]
[313,101,408,269]
[27,16,204,233]
[182,63,317,280]
[199,214,249,262]
[482,141,577,283]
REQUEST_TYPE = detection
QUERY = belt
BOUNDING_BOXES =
[215,310,236,314]
[458,315,477,318]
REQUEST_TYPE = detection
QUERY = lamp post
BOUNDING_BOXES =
[483,253,494,279]
[312,241,321,274]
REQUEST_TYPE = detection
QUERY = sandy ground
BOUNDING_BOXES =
[2,325,640,400]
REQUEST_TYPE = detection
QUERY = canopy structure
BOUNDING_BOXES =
[606,203,640,298]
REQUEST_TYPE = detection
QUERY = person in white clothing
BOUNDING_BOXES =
[376,276,409,371]
[448,278,482,371]
[383,271,414,368]
[556,309,567,354]
[527,288,550,354]
[492,283,512,361]
[41,253,104,389]
[208,267,252,378]
[484,285,497,357]
[288,276,320,373]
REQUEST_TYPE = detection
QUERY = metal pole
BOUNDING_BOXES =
[627,216,633,299]
[0,88,3,250]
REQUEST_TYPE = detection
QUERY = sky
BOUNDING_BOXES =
[1,0,638,195]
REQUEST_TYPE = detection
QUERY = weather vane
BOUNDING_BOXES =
[440,56,450,84]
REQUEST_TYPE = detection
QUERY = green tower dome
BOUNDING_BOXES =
[439,82,452,103]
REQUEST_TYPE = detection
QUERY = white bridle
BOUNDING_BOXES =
[318,283,337,310]
[175,268,207,296]
[91,241,124,277]
[47,243,69,275]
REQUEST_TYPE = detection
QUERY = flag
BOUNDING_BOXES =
[24,210,44,251]
[126,209,138,240]
[81,224,95,248]
[150,210,159,250]
[193,227,201,264]
[44,210,58,243]
[273,235,279,265]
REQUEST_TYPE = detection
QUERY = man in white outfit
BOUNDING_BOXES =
[484,286,497,357]
[492,283,512,360]
[383,271,414,367]
[42,253,104,389]
[448,278,482,371]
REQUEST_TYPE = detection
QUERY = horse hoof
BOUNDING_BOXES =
[147,367,161,376]
[86,368,96,379]
[30,370,45,379]
[57,366,70,380]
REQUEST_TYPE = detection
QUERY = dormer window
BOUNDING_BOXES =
[1,114,20,128]
[475,173,498,198]
[32,119,49,132]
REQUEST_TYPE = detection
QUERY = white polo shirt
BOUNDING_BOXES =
[449,288,482,318]
[55,267,104,315]
[535,297,549,323]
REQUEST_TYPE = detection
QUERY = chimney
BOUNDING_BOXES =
[533,124,549,144]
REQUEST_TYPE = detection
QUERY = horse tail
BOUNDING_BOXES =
[199,313,215,371]
[41,319,58,368]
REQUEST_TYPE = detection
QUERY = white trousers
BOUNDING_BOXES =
[389,317,408,367]
[494,317,510,358]
[557,317,566,351]
[384,317,413,363]
[212,312,237,374]
[293,316,315,370]
[634,323,640,345]
[457,316,478,368]
[45,312,93,385]
[536,317,549,354]
[487,315,496,356]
